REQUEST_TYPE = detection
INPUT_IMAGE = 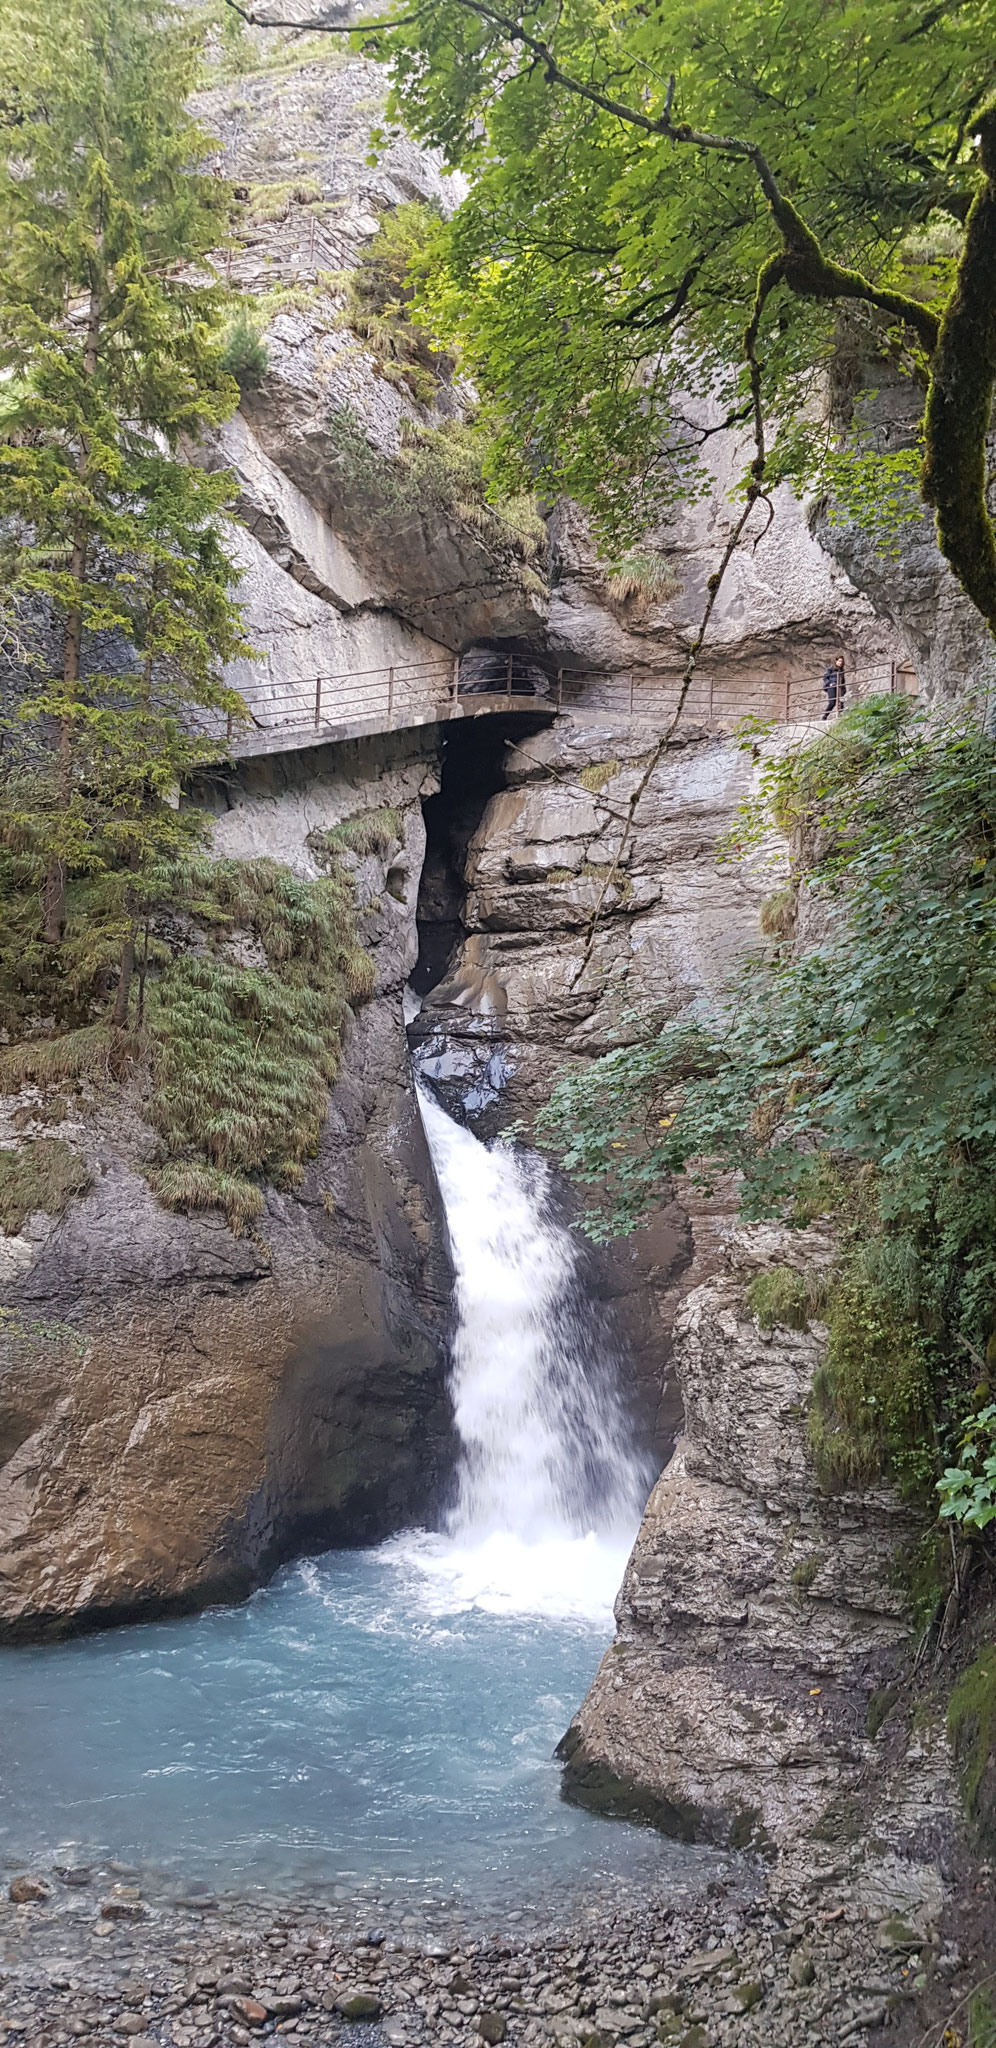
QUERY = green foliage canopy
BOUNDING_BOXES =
[0,0,249,1010]
[348,0,996,614]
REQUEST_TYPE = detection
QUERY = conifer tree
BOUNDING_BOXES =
[0,0,249,1027]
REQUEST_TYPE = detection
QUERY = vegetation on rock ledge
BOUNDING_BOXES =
[540,699,996,1534]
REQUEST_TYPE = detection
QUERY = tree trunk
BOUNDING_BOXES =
[43,276,101,943]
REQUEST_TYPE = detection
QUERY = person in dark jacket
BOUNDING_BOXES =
[822,654,846,718]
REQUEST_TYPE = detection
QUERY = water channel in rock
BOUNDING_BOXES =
[0,1094,711,1928]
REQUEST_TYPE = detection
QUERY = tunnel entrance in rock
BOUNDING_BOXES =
[412,712,551,998]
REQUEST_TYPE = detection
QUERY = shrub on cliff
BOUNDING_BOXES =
[342,202,455,402]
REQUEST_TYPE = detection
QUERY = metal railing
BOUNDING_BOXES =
[553,658,918,724]
[197,652,918,760]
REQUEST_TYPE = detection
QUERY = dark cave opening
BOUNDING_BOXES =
[412,710,552,998]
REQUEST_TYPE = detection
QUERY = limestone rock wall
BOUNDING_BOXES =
[0,729,455,1641]
[558,1227,941,1854]
[412,710,782,1124]
[194,36,547,666]
[547,419,901,693]
[410,710,788,1484]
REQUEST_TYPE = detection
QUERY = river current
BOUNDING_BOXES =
[0,1091,699,1926]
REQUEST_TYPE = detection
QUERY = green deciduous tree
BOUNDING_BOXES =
[0,0,249,1026]
[232,0,996,628]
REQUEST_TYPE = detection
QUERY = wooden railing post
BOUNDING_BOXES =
[783,677,790,723]
[506,651,513,701]
[708,677,714,722]
[452,655,461,702]
[387,666,395,719]
[314,676,322,729]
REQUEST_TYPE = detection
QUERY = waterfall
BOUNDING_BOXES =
[409,1085,652,1619]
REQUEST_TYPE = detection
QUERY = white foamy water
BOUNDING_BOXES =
[411,1086,652,1621]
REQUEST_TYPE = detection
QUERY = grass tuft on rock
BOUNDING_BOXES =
[747,1266,810,1331]
[0,1138,90,1234]
[248,177,323,223]
[149,858,373,1202]
[759,885,798,939]
[322,807,403,860]
[578,760,621,795]
[0,1024,117,1091]
[602,551,682,608]
[148,1160,265,1237]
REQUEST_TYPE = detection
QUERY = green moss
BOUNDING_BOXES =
[895,1530,949,1633]
[866,1683,901,1740]
[0,1138,90,1234]
[970,1988,996,2048]
[545,867,575,884]
[947,1645,996,1837]
[790,1551,824,1593]
[807,1274,933,1493]
[789,1153,851,1226]
[728,1808,772,1855]
[747,1266,809,1330]
[578,759,621,794]
[0,1306,86,1356]
[148,857,373,1199]
[148,1160,264,1238]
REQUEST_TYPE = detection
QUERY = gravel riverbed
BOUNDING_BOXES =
[0,1849,983,2048]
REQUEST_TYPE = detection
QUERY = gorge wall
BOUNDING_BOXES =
[0,15,987,1892]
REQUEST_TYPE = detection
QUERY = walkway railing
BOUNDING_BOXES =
[204,653,918,760]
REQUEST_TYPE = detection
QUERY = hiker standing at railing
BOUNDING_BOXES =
[821,653,847,719]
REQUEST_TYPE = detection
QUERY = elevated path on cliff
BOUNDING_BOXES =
[204,652,917,764]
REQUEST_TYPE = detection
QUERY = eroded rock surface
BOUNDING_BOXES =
[0,732,454,1639]
[559,1227,953,1854]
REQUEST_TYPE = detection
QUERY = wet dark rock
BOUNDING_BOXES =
[99,1888,145,1920]
[8,1876,52,1904]
[336,1990,383,2020]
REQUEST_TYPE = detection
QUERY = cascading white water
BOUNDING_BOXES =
[408,1084,653,1620]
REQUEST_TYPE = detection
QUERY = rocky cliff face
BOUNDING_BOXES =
[0,25,981,1911]
[194,34,546,677]
[0,731,455,1639]
[558,1226,954,1858]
